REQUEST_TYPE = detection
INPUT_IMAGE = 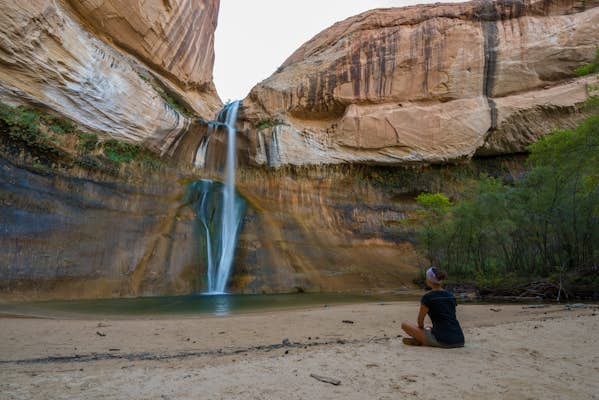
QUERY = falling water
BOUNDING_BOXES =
[193,137,209,169]
[188,101,245,295]
[214,100,242,294]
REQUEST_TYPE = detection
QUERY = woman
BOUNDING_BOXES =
[401,267,465,348]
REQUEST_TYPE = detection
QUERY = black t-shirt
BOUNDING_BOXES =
[421,290,465,345]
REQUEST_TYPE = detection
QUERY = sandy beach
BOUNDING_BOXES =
[1,302,598,400]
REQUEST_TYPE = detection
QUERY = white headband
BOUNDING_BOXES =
[426,267,441,285]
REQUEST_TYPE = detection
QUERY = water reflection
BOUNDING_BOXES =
[0,293,418,318]
[212,294,232,316]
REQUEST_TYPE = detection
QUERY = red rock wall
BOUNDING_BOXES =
[241,0,599,166]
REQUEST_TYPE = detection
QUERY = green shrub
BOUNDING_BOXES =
[414,98,599,280]
[415,193,451,214]
[137,73,192,116]
[100,138,163,170]
[45,116,75,134]
[1,101,163,174]
[77,132,98,153]
[574,49,599,76]
[101,139,142,163]
[0,102,63,157]
[255,118,286,131]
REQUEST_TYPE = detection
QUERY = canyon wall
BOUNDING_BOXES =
[241,0,599,166]
[64,0,221,118]
[228,158,528,293]
[2,0,598,300]
[0,157,202,300]
[1,152,527,300]
[0,0,221,155]
[65,0,219,91]
[0,0,222,300]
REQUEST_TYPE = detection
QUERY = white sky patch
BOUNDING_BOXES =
[213,0,468,102]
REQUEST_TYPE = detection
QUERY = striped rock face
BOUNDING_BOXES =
[65,0,219,91]
[0,0,221,154]
[241,0,599,166]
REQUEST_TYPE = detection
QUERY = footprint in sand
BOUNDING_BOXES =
[400,375,418,383]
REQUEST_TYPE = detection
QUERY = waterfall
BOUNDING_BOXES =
[195,180,216,291]
[188,100,245,294]
[215,100,241,294]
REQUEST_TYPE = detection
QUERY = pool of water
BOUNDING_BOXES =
[0,292,419,319]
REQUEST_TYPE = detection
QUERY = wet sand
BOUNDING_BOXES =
[1,302,598,399]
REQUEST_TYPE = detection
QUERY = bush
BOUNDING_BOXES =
[0,102,64,157]
[45,116,75,135]
[101,139,142,163]
[415,110,599,280]
[100,139,163,170]
[574,49,599,76]
[1,101,163,174]
[77,132,98,153]
[255,118,286,131]
[415,193,451,214]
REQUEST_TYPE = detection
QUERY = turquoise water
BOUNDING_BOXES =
[0,292,417,319]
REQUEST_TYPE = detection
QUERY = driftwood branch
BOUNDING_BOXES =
[310,373,341,386]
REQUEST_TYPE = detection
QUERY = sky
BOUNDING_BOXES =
[213,0,467,102]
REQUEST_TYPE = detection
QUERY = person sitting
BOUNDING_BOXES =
[401,267,465,348]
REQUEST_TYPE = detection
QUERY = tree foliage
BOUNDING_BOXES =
[416,108,599,281]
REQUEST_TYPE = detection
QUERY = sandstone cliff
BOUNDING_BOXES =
[64,0,221,116]
[0,0,221,155]
[241,0,599,166]
[0,0,221,300]
[2,151,526,299]
[2,0,598,300]
[0,156,202,300]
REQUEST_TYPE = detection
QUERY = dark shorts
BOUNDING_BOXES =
[424,329,464,349]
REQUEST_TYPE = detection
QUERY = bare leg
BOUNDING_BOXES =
[401,321,428,345]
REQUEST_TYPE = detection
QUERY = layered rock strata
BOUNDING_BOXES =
[65,0,219,91]
[1,151,527,300]
[0,0,221,155]
[229,158,528,293]
[241,0,599,166]
[64,0,221,116]
[0,156,202,300]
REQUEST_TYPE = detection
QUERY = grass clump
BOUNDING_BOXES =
[0,102,67,158]
[0,101,163,175]
[574,49,599,76]
[255,118,286,131]
[99,139,161,170]
[77,132,98,153]
[46,117,75,135]
[102,139,142,163]
[155,86,191,116]
[138,72,192,116]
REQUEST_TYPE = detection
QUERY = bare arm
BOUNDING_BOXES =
[418,303,428,329]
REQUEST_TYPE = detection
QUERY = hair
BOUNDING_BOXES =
[431,267,447,281]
